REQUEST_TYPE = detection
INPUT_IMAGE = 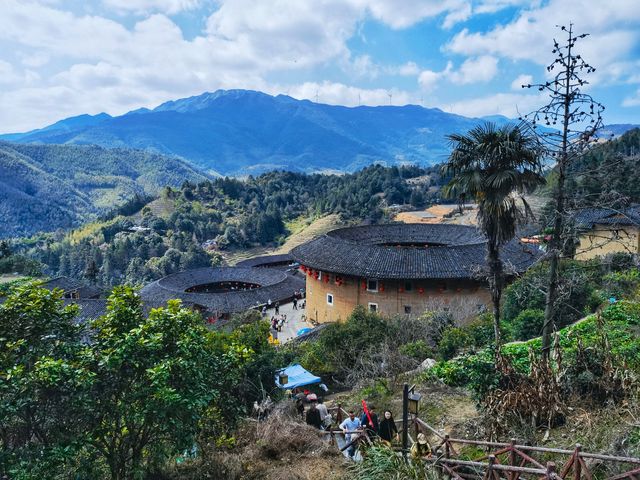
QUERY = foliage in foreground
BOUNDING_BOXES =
[0,283,277,480]
[352,445,439,480]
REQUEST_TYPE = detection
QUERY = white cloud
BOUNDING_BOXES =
[284,81,413,107]
[511,74,533,91]
[449,55,498,84]
[102,0,202,15]
[446,0,640,82]
[439,91,545,118]
[397,61,420,76]
[417,56,498,91]
[622,89,640,107]
[442,3,472,29]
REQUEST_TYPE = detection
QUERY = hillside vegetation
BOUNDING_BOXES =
[0,142,209,238]
[14,165,442,286]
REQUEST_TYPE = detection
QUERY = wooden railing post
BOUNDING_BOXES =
[509,438,516,480]
[402,383,409,462]
[547,461,557,480]
[574,444,582,480]
[487,455,496,480]
[336,403,343,425]
[445,434,451,479]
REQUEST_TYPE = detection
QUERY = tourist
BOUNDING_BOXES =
[296,397,305,418]
[306,402,322,429]
[316,398,330,429]
[339,411,361,458]
[275,301,280,315]
[268,298,272,308]
[378,410,398,445]
[293,297,298,310]
[261,306,267,317]
[360,405,379,437]
[410,433,432,459]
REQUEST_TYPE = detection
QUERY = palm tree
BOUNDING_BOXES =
[442,122,545,352]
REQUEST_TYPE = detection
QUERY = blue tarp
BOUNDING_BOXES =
[275,364,321,389]
[297,327,313,336]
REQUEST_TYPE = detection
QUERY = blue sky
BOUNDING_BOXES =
[1,0,639,132]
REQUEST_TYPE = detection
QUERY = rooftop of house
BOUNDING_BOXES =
[291,223,542,280]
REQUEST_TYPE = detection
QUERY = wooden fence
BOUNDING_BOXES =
[310,403,640,479]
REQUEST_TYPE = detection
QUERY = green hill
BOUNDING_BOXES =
[0,142,210,238]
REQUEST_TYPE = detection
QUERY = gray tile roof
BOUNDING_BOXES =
[573,205,640,229]
[140,266,305,314]
[236,253,296,268]
[291,223,542,280]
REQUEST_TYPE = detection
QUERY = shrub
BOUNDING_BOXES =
[602,269,640,301]
[510,308,545,341]
[464,313,495,347]
[399,340,434,361]
[437,327,471,360]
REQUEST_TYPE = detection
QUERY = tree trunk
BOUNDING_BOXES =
[542,38,573,363]
[487,241,503,355]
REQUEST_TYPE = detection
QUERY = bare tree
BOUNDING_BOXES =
[521,24,605,362]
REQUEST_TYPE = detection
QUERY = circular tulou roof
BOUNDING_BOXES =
[291,223,542,280]
[140,266,304,314]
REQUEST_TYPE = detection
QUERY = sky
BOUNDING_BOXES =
[1,0,640,133]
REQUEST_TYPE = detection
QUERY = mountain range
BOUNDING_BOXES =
[0,142,209,238]
[1,90,518,176]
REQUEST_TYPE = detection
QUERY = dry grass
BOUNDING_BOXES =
[168,403,347,480]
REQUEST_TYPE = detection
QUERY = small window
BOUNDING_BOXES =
[368,303,378,312]
[404,305,412,314]
[404,281,413,292]
[367,279,378,292]
[327,293,334,305]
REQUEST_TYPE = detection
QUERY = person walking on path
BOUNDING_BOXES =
[340,411,361,458]
[378,410,398,445]
[275,301,280,315]
[360,404,379,437]
[293,297,298,310]
[306,402,323,429]
[316,398,330,429]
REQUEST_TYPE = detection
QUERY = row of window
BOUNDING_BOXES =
[325,293,487,315]
[325,293,411,314]
[366,279,448,292]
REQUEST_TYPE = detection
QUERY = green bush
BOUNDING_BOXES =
[502,260,598,330]
[437,327,471,360]
[464,313,495,347]
[510,308,545,341]
[602,269,640,301]
[399,340,434,361]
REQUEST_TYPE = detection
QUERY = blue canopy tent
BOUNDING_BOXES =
[275,364,321,389]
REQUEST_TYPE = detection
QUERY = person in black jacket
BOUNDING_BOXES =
[306,402,323,429]
[378,410,398,444]
[360,405,379,437]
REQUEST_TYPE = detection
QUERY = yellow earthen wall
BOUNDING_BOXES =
[576,225,640,260]
[304,273,492,326]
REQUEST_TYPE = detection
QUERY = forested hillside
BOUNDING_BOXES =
[0,142,210,238]
[566,128,640,204]
[15,165,441,286]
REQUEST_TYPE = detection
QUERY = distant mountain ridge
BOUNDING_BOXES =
[0,142,210,238]
[2,90,518,175]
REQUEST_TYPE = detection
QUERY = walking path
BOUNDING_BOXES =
[264,299,314,343]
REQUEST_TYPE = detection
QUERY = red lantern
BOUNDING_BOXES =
[398,287,404,293]
[324,275,330,283]
[418,287,425,294]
